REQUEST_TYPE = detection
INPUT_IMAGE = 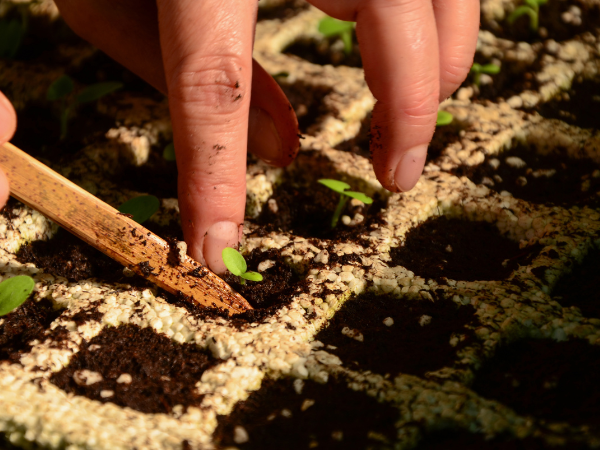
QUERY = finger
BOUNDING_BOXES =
[433,0,480,101]
[156,0,255,274]
[55,0,299,166]
[0,92,15,208]
[355,0,440,192]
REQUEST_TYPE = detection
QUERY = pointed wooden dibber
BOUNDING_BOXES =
[0,142,252,314]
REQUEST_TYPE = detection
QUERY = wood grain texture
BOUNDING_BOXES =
[0,142,252,314]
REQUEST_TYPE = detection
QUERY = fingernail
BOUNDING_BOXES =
[248,106,282,164]
[203,221,240,274]
[0,94,15,142]
[394,145,428,192]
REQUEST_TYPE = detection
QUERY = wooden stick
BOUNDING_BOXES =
[0,142,252,314]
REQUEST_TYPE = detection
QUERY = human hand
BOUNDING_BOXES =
[54,0,479,274]
[0,91,15,208]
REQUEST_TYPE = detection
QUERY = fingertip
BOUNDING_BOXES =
[0,168,10,210]
[202,221,241,275]
[0,92,17,143]
[394,144,427,192]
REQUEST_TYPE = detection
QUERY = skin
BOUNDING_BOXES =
[0,0,479,274]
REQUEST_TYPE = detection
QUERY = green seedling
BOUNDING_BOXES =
[436,111,453,126]
[318,179,373,228]
[118,195,160,224]
[222,247,263,285]
[0,275,35,316]
[163,142,176,161]
[0,5,29,60]
[46,74,123,140]
[507,0,548,32]
[469,62,501,86]
[317,16,356,54]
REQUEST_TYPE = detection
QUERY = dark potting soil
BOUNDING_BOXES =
[284,36,362,68]
[415,429,589,450]
[49,324,218,415]
[452,142,600,208]
[213,376,399,450]
[481,0,600,43]
[253,176,386,241]
[458,51,542,104]
[315,291,478,377]
[471,338,600,427]
[390,216,541,282]
[551,250,600,318]
[277,80,332,134]
[16,228,134,284]
[537,77,600,130]
[0,298,62,364]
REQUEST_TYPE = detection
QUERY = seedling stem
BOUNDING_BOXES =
[318,179,373,228]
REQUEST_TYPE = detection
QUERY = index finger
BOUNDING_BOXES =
[356,0,440,192]
[156,0,255,273]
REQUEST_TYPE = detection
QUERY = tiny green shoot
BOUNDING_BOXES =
[0,17,25,59]
[317,16,356,55]
[469,62,501,86]
[46,75,123,140]
[118,195,160,224]
[0,275,35,316]
[222,247,263,285]
[436,111,453,126]
[318,179,373,228]
[507,0,548,32]
[163,142,176,161]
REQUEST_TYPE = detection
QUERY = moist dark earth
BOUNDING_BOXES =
[452,142,600,207]
[315,291,479,377]
[214,376,399,450]
[390,215,541,282]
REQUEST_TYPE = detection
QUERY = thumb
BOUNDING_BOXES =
[0,92,16,207]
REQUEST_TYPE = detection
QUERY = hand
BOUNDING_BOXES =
[54,0,479,274]
[0,92,14,208]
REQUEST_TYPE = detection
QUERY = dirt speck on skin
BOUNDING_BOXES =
[214,376,399,449]
[49,324,218,414]
[390,215,541,282]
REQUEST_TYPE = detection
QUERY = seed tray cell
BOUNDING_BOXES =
[1,0,600,448]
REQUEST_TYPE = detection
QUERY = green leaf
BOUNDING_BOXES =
[163,142,176,161]
[508,5,536,26]
[481,63,500,74]
[0,275,35,316]
[436,111,453,126]
[469,63,482,74]
[76,81,123,104]
[47,75,74,101]
[240,271,263,282]
[318,178,350,194]
[318,16,355,38]
[222,247,247,277]
[0,18,24,59]
[118,195,160,224]
[344,191,373,204]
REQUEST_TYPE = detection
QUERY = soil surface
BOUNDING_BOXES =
[49,324,218,414]
[277,81,332,134]
[481,0,600,43]
[253,175,386,241]
[0,298,62,364]
[390,216,541,282]
[537,77,600,130]
[471,338,600,427]
[551,250,600,318]
[285,36,362,68]
[315,291,478,377]
[452,142,600,207]
[214,376,399,449]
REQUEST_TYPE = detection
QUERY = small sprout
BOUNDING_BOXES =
[0,275,35,316]
[163,142,176,161]
[318,179,373,228]
[469,62,501,86]
[436,111,453,126]
[117,195,160,224]
[46,75,123,140]
[222,247,263,285]
[0,16,25,59]
[507,0,548,32]
[317,16,356,54]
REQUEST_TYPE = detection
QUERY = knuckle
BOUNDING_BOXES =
[167,55,249,114]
